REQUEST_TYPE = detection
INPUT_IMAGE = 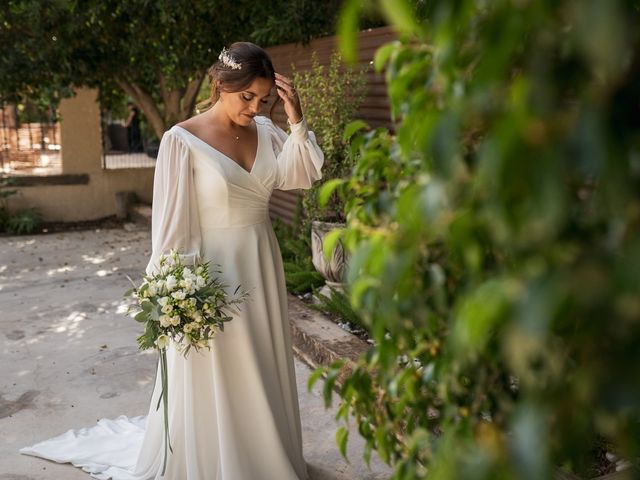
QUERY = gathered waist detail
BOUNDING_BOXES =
[199,208,271,230]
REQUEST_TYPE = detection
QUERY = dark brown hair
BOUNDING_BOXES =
[196,42,281,118]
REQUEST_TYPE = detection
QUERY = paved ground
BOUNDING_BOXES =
[0,226,391,480]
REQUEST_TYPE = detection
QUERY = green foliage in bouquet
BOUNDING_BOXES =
[309,1,640,479]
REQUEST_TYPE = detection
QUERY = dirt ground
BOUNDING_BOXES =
[0,225,391,480]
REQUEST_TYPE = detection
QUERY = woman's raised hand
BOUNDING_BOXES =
[275,72,303,125]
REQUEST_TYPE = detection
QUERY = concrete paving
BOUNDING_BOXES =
[0,226,392,480]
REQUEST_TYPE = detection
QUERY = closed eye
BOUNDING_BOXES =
[242,93,271,104]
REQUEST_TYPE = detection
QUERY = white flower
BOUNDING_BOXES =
[179,279,195,295]
[159,315,172,328]
[196,276,206,288]
[147,284,157,297]
[155,334,169,349]
[196,266,204,275]
[170,316,181,326]
[165,275,178,291]
[161,304,173,314]
[193,312,203,323]
[183,267,193,278]
[158,296,170,307]
[184,322,200,333]
[171,290,186,300]
[154,279,166,294]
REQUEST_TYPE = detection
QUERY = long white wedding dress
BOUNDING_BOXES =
[20,114,324,479]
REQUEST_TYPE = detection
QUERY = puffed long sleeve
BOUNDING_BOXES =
[258,115,324,190]
[145,129,202,276]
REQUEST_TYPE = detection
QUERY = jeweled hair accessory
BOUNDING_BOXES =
[218,47,242,70]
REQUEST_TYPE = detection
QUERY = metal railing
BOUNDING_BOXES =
[100,109,157,170]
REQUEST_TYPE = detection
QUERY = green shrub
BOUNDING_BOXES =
[309,1,640,479]
[0,177,42,235]
[5,208,42,234]
[292,50,367,225]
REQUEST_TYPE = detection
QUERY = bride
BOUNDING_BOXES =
[21,41,325,480]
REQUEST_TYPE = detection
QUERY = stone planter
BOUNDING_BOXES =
[311,220,349,298]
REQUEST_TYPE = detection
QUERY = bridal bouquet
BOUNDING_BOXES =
[124,249,249,474]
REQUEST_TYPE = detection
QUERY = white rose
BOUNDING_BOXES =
[170,316,181,326]
[196,276,206,288]
[183,267,193,278]
[147,284,157,297]
[155,334,169,349]
[161,304,173,314]
[171,290,186,300]
[193,312,203,323]
[159,315,172,328]
[165,275,178,291]
[158,296,170,307]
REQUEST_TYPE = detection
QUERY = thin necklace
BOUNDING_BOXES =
[209,108,245,141]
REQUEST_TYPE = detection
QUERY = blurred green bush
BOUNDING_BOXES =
[309,1,640,479]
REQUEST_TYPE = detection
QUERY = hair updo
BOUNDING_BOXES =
[196,42,280,118]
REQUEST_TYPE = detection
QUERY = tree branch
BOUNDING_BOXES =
[159,73,183,127]
[181,70,206,118]
[116,78,166,140]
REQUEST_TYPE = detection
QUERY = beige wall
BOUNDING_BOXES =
[60,87,103,175]
[11,87,155,222]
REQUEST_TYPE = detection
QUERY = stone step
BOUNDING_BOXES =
[129,203,151,228]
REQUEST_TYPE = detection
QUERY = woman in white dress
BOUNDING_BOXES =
[20,41,324,480]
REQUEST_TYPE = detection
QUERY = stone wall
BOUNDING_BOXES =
[9,87,154,222]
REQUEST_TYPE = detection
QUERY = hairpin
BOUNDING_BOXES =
[218,47,242,70]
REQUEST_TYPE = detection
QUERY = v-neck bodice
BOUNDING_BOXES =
[157,115,324,230]
[172,122,261,175]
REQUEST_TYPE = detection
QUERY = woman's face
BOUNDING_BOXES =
[218,76,274,126]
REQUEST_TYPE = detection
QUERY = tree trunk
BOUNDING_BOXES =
[116,79,165,140]
[116,71,205,141]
